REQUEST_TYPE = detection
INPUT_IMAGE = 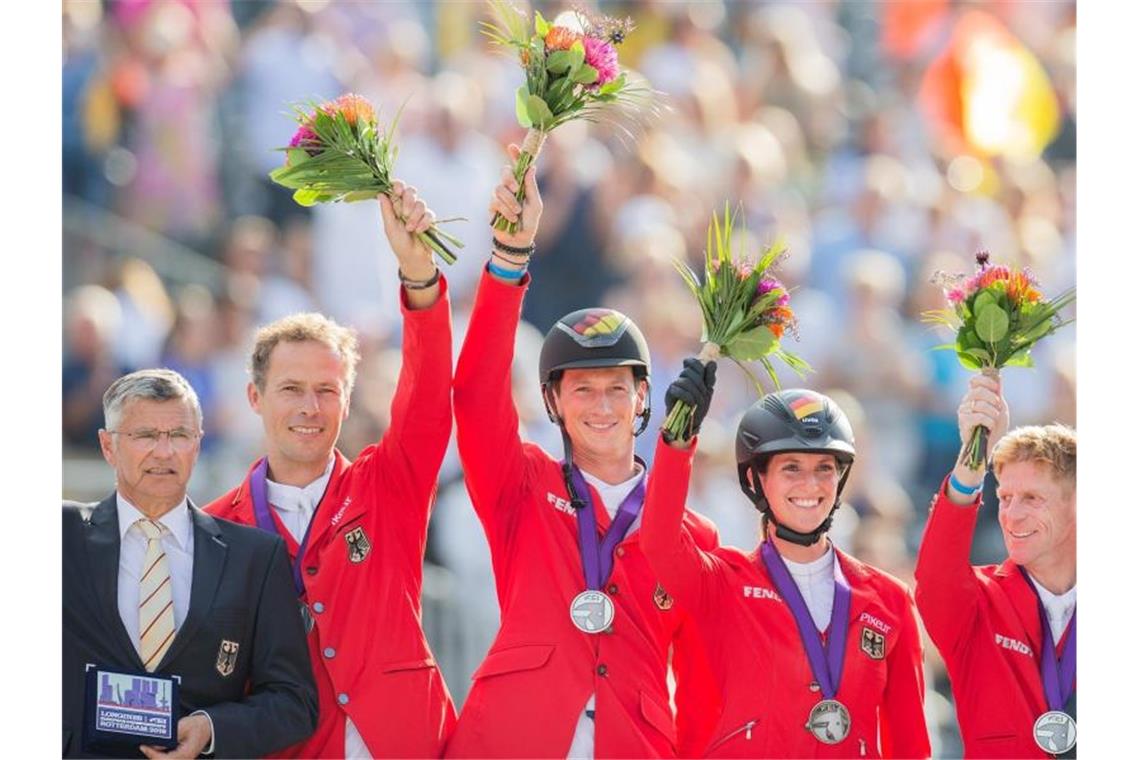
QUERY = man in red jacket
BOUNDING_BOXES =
[446,148,720,758]
[915,374,1076,758]
[205,183,456,758]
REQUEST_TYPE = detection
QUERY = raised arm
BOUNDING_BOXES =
[914,373,1009,656]
[453,150,543,531]
[640,359,721,611]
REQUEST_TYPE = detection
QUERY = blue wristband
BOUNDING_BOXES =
[948,472,982,497]
[487,260,525,280]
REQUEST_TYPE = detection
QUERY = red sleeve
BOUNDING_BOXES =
[913,476,984,659]
[369,276,454,550]
[880,587,931,759]
[453,270,533,545]
[639,434,722,615]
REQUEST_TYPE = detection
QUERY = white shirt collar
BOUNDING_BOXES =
[580,462,645,516]
[266,457,335,513]
[116,493,192,549]
[785,543,836,577]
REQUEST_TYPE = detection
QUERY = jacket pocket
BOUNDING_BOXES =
[706,718,761,754]
[471,644,555,680]
[381,656,438,674]
[639,691,678,749]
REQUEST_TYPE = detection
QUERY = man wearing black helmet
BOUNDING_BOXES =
[641,366,930,758]
[446,148,721,758]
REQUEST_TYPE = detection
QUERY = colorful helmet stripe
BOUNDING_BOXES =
[788,392,825,420]
[555,308,631,348]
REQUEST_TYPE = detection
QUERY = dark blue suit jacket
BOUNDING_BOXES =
[63,494,317,758]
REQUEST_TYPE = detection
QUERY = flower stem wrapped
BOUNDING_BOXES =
[268,93,464,265]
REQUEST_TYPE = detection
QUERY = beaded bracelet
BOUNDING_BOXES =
[492,238,536,257]
[488,260,526,281]
[491,249,530,267]
[948,472,982,497]
[398,267,441,290]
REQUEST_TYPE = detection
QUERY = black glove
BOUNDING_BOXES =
[664,357,717,441]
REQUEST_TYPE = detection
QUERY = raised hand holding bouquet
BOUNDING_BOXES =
[269,93,464,265]
[482,1,651,233]
[924,250,1075,468]
[662,205,810,443]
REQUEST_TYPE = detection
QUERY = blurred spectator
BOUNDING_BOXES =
[63,285,130,447]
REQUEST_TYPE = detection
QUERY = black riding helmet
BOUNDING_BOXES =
[735,389,856,546]
[539,307,652,435]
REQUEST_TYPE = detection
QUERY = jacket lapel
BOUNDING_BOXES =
[86,493,146,670]
[157,501,227,670]
[302,450,353,553]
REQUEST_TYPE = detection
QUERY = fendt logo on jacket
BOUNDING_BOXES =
[994,633,1033,656]
[742,585,782,602]
[546,492,575,516]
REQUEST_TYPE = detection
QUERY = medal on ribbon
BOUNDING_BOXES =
[1019,568,1077,755]
[565,462,646,635]
[760,541,853,744]
[250,458,324,631]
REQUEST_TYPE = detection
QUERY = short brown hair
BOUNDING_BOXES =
[249,313,360,393]
[992,424,1076,488]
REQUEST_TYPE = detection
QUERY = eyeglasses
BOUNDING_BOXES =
[106,428,201,452]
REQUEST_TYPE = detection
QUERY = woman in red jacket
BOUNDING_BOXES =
[641,360,930,758]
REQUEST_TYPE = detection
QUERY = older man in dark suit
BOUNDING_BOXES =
[63,369,317,758]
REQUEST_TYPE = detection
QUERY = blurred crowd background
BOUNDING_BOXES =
[62,0,1076,755]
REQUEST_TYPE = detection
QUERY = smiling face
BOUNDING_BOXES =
[248,339,350,485]
[99,398,201,516]
[996,459,1076,570]
[758,452,842,536]
[552,366,646,469]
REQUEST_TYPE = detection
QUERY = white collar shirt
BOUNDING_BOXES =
[1027,574,1077,643]
[265,458,335,544]
[785,544,841,633]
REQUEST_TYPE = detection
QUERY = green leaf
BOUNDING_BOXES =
[975,304,1010,343]
[534,10,550,37]
[293,188,327,206]
[726,326,778,361]
[598,72,626,96]
[1003,346,1034,367]
[956,351,984,371]
[568,41,585,70]
[963,347,993,363]
[343,190,378,202]
[515,85,533,128]
[571,64,599,85]
[525,95,554,128]
[546,50,575,74]
[972,290,996,314]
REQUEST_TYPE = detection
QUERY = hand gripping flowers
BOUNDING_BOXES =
[924,250,1075,468]
[662,205,809,442]
[269,93,464,265]
[482,1,651,233]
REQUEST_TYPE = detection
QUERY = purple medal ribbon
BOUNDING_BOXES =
[568,463,646,590]
[760,541,852,700]
[250,457,320,597]
[1019,568,1077,710]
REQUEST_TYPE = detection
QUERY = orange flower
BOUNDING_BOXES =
[324,93,376,127]
[1005,270,1042,305]
[545,26,582,52]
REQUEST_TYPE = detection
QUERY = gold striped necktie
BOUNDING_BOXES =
[137,519,176,671]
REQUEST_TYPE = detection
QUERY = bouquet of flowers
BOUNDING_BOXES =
[923,250,1075,468]
[482,1,652,233]
[268,93,464,265]
[663,205,810,441]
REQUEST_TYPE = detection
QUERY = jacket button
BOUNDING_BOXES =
[312,602,325,614]
[323,647,336,659]
[597,664,608,676]
[607,584,618,595]
[615,547,625,558]
[337,693,349,705]
[306,566,318,576]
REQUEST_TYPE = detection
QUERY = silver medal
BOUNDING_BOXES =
[805,699,851,744]
[1033,711,1076,754]
[569,590,614,634]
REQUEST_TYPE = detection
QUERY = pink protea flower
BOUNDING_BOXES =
[947,288,966,304]
[758,276,791,306]
[583,36,618,86]
[289,124,319,149]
